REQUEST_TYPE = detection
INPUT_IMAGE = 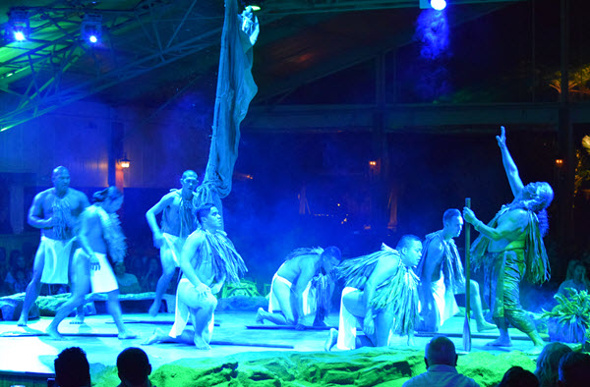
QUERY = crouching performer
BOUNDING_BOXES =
[325,235,422,351]
[143,204,247,349]
[255,246,341,328]
[46,187,135,340]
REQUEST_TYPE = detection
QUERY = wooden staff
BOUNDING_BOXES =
[463,197,472,352]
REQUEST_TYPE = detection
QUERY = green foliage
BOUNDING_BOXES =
[542,288,590,329]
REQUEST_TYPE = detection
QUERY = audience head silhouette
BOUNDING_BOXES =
[54,347,91,387]
[117,347,152,387]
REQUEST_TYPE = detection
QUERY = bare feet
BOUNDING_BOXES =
[148,301,160,317]
[324,328,338,352]
[69,315,85,325]
[142,328,164,346]
[485,337,512,348]
[255,307,265,324]
[194,334,211,350]
[46,326,67,341]
[477,321,496,332]
[118,331,138,340]
[17,315,27,327]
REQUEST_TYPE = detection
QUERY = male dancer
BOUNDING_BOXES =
[18,166,89,326]
[416,208,495,332]
[145,170,198,316]
[143,204,247,349]
[255,246,341,328]
[46,187,135,340]
[463,126,552,354]
[326,235,422,351]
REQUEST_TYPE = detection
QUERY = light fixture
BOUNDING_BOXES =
[5,8,30,43]
[555,159,564,167]
[240,0,263,11]
[81,14,102,44]
[119,154,130,169]
[419,0,447,11]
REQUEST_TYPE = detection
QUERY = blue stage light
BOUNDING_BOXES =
[430,0,447,11]
[88,35,98,44]
[13,31,26,41]
[5,8,30,43]
[81,14,102,45]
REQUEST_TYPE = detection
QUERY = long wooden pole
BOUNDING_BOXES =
[463,197,472,352]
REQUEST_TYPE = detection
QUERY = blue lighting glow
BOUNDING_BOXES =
[430,0,447,11]
[89,35,98,43]
[13,31,26,41]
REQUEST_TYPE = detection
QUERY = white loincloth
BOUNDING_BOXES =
[88,251,119,293]
[161,233,185,267]
[432,274,459,327]
[169,278,215,339]
[336,287,360,350]
[268,273,315,316]
[39,236,74,285]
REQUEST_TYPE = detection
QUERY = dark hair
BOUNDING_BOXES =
[497,366,539,387]
[559,351,590,386]
[54,347,90,387]
[117,347,151,386]
[92,186,123,203]
[195,203,216,224]
[322,246,341,261]
[425,336,456,366]
[182,170,198,180]
[442,208,461,224]
[535,342,572,387]
[396,234,421,250]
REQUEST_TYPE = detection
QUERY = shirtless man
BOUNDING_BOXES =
[145,170,198,316]
[463,126,553,354]
[255,246,341,328]
[326,235,423,351]
[46,187,135,340]
[18,166,89,326]
[143,203,247,349]
[416,209,495,332]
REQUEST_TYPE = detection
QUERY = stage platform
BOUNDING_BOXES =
[0,310,550,387]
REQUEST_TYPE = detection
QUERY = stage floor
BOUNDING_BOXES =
[0,310,543,378]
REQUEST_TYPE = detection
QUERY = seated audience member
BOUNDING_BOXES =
[54,347,91,387]
[535,342,572,387]
[4,250,31,293]
[115,261,141,294]
[557,261,589,296]
[497,366,539,387]
[117,347,153,387]
[558,352,590,387]
[403,336,479,387]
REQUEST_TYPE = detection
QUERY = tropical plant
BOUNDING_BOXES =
[542,288,590,343]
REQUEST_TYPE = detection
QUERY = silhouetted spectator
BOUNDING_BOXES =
[403,336,479,387]
[117,347,153,387]
[54,347,91,387]
[115,261,141,294]
[558,352,590,387]
[535,342,572,387]
[557,261,589,296]
[497,366,538,387]
[5,250,31,294]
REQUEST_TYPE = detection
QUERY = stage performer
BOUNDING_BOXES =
[145,170,198,316]
[325,235,423,351]
[463,126,552,354]
[255,246,341,328]
[18,166,90,326]
[143,203,247,349]
[46,187,136,340]
[416,208,495,332]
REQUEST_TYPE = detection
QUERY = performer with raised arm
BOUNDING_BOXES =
[325,235,422,351]
[143,204,247,349]
[46,187,135,340]
[145,170,198,316]
[255,246,341,328]
[415,208,495,332]
[463,126,552,354]
[18,166,89,326]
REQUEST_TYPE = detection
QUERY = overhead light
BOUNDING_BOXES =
[5,8,30,43]
[81,14,102,44]
[240,0,263,11]
[118,154,131,169]
[419,0,447,11]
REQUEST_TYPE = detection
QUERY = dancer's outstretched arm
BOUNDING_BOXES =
[497,126,524,198]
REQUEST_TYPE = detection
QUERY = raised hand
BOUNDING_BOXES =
[496,126,507,149]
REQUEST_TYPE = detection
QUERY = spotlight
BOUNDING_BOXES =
[81,13,102,44]
[240,0,263,11]
[118,154,131,169]
[419,0,447,11]
[5,8,30,43]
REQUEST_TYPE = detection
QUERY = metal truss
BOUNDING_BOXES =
[0,0,231,132]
